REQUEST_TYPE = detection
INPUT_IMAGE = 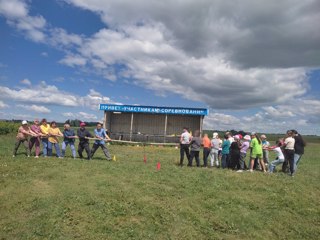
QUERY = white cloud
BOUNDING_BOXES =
[79,111,97,120]
[17,104,51,113]
[0,0,28,19]
[0,100,8,109]
[41,52,48,57]
[61,111,98,120]
[20,78,31,86]
[59,54,87,67]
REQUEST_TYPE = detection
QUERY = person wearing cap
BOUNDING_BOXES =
[210,132,220,167]
[48,121,63,157]
[237,135,251,172]
[40,118,50,157]
[260,134,270,166]
[249,132,266,172]
[90,123,112,160]
[229,135,241,170]
[13,120,37,157]
[179,127,191,166]
[77,122,92,160]
[202,133,211,167]
[61,123,77,158]
[29,119,44,158]
[281,130,295,176]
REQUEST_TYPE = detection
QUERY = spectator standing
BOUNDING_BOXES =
[221,135,231,169]
[188,130,201,167]
[210,132,220,167]
[179,127,191,166]
[237,135,251,172]
[261,134,270,166]
[291,129,306,172]
[202,133,211,167]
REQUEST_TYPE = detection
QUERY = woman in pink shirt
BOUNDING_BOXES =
[29,119,44,158]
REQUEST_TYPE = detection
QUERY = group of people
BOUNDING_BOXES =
[13,119,112,161]
[179,127,306,176]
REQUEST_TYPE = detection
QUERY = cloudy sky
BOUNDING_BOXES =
[0,0,319,135]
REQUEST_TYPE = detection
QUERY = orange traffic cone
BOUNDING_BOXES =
[156,162,161,170]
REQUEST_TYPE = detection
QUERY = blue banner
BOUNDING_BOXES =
[99,104,208,116]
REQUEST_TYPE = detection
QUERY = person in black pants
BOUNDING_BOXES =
[179,127,191,166]
[282,130,295,176]
[77,122,92,160]
[188,130,201,167]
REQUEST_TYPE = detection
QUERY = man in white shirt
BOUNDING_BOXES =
[282,130,295,176]
[180,127,191,166]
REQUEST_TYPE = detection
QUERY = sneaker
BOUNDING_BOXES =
[247,169,253,172]
[12,155,15,158]
[34,156,39,158]
[236,170,243,173]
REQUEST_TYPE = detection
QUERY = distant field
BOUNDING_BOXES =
[0,133,319,239]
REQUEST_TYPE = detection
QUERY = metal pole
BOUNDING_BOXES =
[130,113,134,141]
[200,116,204,137]
[164,114,168,143]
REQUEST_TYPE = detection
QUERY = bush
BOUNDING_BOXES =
[0,121,19,135]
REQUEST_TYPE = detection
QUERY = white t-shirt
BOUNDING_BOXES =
[272,147,284,160]
[180,131,191,144]
[284,137,295,150]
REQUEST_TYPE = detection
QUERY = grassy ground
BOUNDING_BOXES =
[0,134,319,240]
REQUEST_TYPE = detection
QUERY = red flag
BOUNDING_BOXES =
[156,162,161,170]
[143,155,147,164]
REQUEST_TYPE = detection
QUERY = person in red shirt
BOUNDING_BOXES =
[202,133,211,168]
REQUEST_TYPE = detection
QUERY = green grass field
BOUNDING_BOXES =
[0,134,319,240]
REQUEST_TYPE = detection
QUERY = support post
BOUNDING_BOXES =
[130,113,134,141]
[164,114,168,143]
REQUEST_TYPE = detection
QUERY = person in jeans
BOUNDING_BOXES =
[202,133,211,167]
[188,130,201,167]
[267,140,285,173]
[13,120,37,157]
[40,118,50,157]
[291,129,306,172]
[77,122,92,160]
[179,127,191,166]
[48,121,63,157]
[61,123,77,158]
[282,130,295,176]
[221,134,231,169]
[90,123,112,160]
[210,132,220,167]
[237,135,250,172]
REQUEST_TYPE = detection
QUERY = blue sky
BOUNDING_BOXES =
[0,0,319,135]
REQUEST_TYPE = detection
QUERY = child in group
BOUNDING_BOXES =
[188,130,201,167]
[48,121,63,157]
[61,123,77,158]
[261,134,270,166]
[267,140,285,173]
[13,120,37,157]
[237,135,251,172]
[210,132,220,167]
[221,134,231,169]
[249,132,266,172]
[90,123,112,160]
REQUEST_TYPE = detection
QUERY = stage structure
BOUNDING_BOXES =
[99,104,208,143]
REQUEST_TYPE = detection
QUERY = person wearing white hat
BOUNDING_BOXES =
[210,132,220,167]
[13,120,37,157]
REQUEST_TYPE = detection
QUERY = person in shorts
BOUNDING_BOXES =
[248,132,266,172]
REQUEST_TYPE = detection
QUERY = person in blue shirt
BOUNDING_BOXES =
[221,134,231,169]
[90,123,112,160]
[61,123,76,158]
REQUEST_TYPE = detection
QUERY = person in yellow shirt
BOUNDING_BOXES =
[48,121,63,157]
[40,118,50,157]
